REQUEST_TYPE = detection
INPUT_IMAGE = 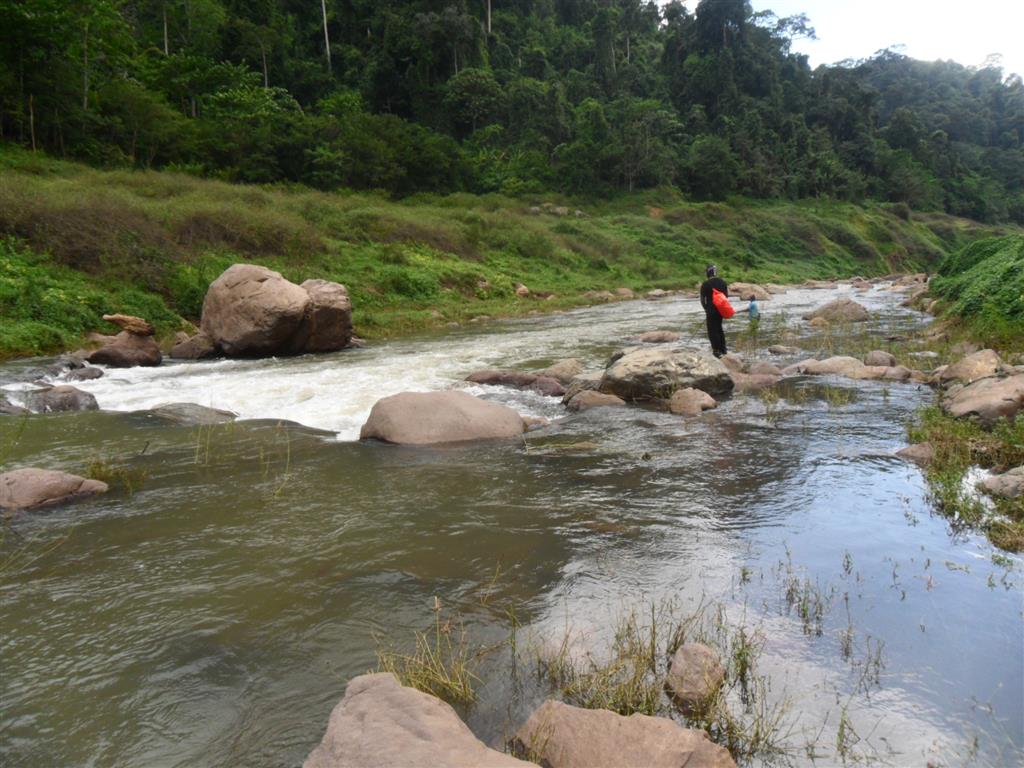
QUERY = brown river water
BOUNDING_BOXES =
[1,284,1021,767]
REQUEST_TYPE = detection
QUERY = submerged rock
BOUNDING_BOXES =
[360,391,526,445]
[23,386,98,413]
[146,403,238,426]
[0,468,108,511]
[0,394,29,416]
[566,391,627,411]
[63,366,104,381]
[600,348,734,400]
[304,673,530,768]
[666,643,726,713]
[510,699,735,768]
[803,298,869,323]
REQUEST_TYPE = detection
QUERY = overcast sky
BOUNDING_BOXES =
[674,0,1024,78]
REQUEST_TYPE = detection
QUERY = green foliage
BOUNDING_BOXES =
[1,1,1020,219]
[930,235,1024,342]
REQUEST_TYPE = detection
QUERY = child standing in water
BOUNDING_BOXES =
[746,295,760,336]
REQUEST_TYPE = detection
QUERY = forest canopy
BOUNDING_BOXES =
[2,0,1022,222]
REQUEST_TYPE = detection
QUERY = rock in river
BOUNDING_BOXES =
[666,642,726,713]
[938,349,1001,387]
[668,388,717,417]
[942,375,1024,428]
[360,391,527,445]
[978,467,1024,499]
[23,386,98,413]
[566,391,627,411]
[304,673,530,768]
[510,699,735,768]
[0,468,108,511]
[88,332,162,367]
[803,298,869,323]
[600,348,734,401]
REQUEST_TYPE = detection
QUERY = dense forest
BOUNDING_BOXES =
[2,0,1023,222]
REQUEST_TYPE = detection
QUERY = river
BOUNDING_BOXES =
[1,284,1021,767]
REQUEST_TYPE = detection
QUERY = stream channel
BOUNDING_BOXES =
[1,284,1022,767]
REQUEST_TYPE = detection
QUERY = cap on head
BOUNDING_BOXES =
[706,265,717,278]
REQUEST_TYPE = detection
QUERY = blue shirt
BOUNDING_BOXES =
[748,299,760,320]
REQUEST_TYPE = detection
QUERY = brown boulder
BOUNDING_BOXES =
[304,673,530,768]
[102,313,154,336]
[784,356,865,377]
[561,373,604,404]
[170,331,220,360]
[88,331,162,367]
[803,298,869,323]
[864,350,897,367]
[939,349,1001,386]
[942,375,1024,428]
[748,361,782,376]
[288,279,354,353]
[23,386,98,412]
[896,443,934,467]
[467,370,539,389]
[200,264,311,356]
[566,391,627,411]
[359,391,526,445]
[0,468,108,511]
[668,388,717,416]
[531,376,567,397]
[729,282,771,301]
[666,643,726,712]
[510,700,734,768]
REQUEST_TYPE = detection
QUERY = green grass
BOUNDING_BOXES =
[0,143,1013,360]
[908,408,1024,551]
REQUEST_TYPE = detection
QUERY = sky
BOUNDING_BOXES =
[676,0,1024,78]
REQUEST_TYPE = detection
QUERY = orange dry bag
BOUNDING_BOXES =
[712,288,735,319]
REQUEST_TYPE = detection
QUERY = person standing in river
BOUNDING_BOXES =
[699,265,729,358]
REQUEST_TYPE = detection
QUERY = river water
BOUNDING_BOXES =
[1,285,1021,767]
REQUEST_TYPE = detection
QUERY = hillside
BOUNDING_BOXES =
[0,147,1012,360]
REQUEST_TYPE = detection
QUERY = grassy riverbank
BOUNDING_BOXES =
[0,145,1011,360]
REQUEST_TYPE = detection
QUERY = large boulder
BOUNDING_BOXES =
[666,643,726,713]
[360,391,527,445]
[979,467,1024,499]
[288,279,353,354]
[201,264,311,356]
[600,348,734,401]
[304,673,530,768]
[170,331,220,360]
[510,700,735,768]
[803,298,869,323]
[729,282,771,301]
[938,349,1001,387]
[88,331,162,367]
[942,375,1024,428]
[0,468,108,511]
[23,386,98,413]
[668,388,717,417]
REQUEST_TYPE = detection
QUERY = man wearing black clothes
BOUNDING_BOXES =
[699,264,729,357]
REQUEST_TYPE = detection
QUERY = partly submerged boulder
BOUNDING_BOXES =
[561,372,604,404]
[170,331,220,360]
[864,350,897,367]
[566,391,627,411]
[803,298,869,323]
[23,386,98,413]
[304,673,530,768]
[668,388,717,417]
[510,699,735,768]
[542,358,585,385]
[466,370,566,397]
[730,372,781,393]
[896,443,934,467]
[200,264,353,357]
[600,348,734,401]
[360,391,526,445]
[0,468,108,511]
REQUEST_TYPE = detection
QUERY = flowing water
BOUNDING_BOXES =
[1,285,1021,767]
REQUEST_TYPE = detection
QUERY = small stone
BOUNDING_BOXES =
[666,642,726,713]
